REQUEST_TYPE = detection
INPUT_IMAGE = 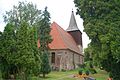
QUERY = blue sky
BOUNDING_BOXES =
[0,0,90,49]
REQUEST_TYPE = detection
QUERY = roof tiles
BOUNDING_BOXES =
[48,22,80,54]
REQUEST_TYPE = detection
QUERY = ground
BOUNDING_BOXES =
[0,68,108,80]
[31,68,108,80]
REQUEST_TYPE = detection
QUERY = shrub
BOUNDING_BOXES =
[85,70,90,76]
[109,72,113,78]
[78,70,83,75]
[61,69,66,72]
[89,68,97,74]
[78,64,86,68]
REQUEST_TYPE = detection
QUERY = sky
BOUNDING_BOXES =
[0,0,90,49]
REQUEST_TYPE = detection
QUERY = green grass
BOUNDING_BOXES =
[37,68,109,80]
[36,70,77,80]
[89,69,109,80]
[0,69,108,80]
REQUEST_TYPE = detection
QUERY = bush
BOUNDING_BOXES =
[78,70,83,75]
[109,72,113,78]
[61,69,66,72]
[89,68,97,74]
[78,64,86,68]
[85,70,90,76]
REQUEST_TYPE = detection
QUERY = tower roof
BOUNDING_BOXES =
[66,11,79,31]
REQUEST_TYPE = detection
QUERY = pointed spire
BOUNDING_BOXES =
[66,10,79,31]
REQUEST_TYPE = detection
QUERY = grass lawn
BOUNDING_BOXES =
[35,68,109,80]
[0,69,108,80]
[90,69,109,80]
[32,69,77,80]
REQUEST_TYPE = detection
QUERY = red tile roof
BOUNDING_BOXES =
[48,22,80,54]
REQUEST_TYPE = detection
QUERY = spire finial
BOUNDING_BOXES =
[72,9,73,12]
[66,9,79,31]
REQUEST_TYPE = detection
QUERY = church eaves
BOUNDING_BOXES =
[66,11,79,31]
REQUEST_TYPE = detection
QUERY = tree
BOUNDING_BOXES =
[15,22,38,79]
[84,47,92,62]
[0,23,17,79]
[74,0,120,79]
[27,26,41,76]
[0,31,3,56]
[38,7,52,78]
[0,22,39,80]
[3,1,41,28]
[2,1,52,79]
[1,1,42,79]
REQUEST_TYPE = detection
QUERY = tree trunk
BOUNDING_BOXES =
[43,73,45,78]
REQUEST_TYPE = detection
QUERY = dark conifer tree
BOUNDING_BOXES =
[38,7,52,78]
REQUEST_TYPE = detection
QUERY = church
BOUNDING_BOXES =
[39,11,84,71]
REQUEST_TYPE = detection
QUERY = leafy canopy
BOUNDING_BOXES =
[74,0,120,79]
[0,1,52,79]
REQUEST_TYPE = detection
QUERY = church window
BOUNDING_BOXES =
[51,52,55,63]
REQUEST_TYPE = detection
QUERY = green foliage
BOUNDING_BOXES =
[0,22,40,79]
[38,7,52,78]
[0,24,17,79]
[74,0,120,79]
[85,70,89,76]
[61,69,66,72]
[1,1,52,79]
[89,68,97,74]
[40,51,51,77]
[3,1,41,28]
[78,69,82,75]
[0,1,52,79]
[0,31,3,54]
[16,22,37,75]
[78,62,97,75]
[84,47,92,62]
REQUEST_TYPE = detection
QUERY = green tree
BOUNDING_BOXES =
[0,23,40,80]
[38,7,52,78]
[84,47,92,62]
[2,1,52,79]
[1,1,41,79]
[16,22,37,79]
[0,31,3,56]
[0,24,17,79]
[74,0,120,79]
[3,1,41,28]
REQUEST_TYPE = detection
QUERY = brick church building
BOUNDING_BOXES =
[39,11,84,71]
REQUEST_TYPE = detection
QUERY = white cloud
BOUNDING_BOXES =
[0,0,90,48]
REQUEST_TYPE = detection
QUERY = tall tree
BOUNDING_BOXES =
[74,0,120,79]
[27,26,41,76]
[0,31,3,56]
[84,46,92,62]
[1,1,42,79]
[0,24,17,79]
[38,7,52,78]
[2,1,52,79]
[15,22,37,79]
[3,1,41,28]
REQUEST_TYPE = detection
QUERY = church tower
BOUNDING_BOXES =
[66,11,83,53]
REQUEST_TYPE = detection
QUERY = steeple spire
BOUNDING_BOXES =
[66,10,79,31]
